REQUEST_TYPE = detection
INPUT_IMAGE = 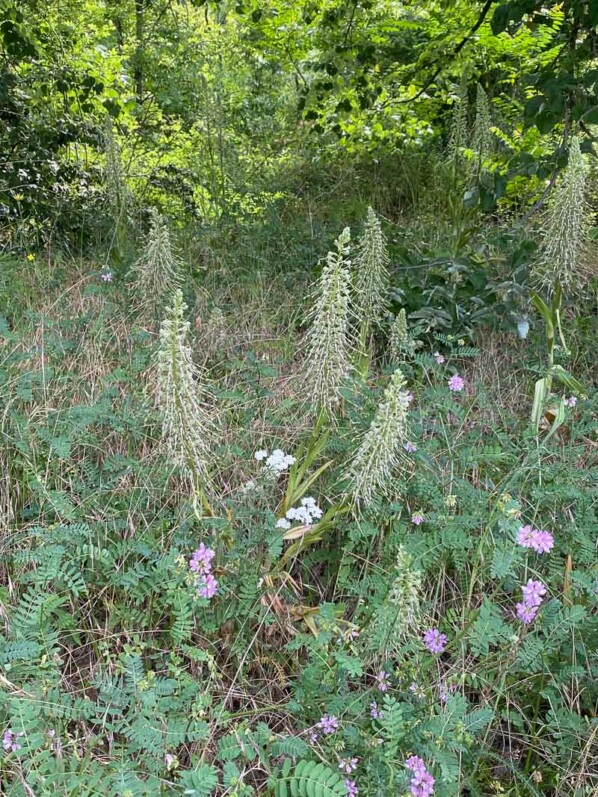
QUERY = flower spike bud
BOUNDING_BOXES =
[156,290,213,495]
[303,228,353,413]
[353,207,389,329]
[533,136,592,296]
[345,367,411,505]
[133,208,182,317]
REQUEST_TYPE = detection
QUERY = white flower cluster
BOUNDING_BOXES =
[276,496,323,529]
[255,448,296,477]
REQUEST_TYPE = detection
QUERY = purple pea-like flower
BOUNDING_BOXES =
[516,602,538,625]
[344,780,358,797]
[434,352,445,364]
[317,715,339,734]
[411,513,425,525]
[370,701,383,719]
[423,628,447,654]
[101,271,113,282]
[375,670,390,692]
[532,530,554,554]
[521,579,546,607]
[448,374,464,392]
[339,758,358,775]
[404,441,417,453]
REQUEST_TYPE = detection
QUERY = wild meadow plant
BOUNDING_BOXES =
[302,227,352,415]
[132,207,182,318]
[352,207,389,375]
[156,288,213,509]
[1,224,596,797]
[345,367,411,506]
[530,135,589,429]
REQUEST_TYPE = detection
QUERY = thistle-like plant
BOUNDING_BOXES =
[133,208,182,318]
[345,367,411,506]
[353,207,389,330]
[389,309,415,362]
[365,546,422,659]
[156,289,213,502]
[529,136,590,429]
[302,227,352,414]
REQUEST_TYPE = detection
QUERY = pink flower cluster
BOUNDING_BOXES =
[448,374,464,392]
[189,543,218,599]
[375,670,390,691]
[405,756,435,797]
[2,729,22,753]
[515,579,547,625]
[423,628,447,654]
[316,715,339,735]
[516,525,554,554]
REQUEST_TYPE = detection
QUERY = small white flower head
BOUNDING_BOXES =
[353,207,389,328]
[254,449,268,462]
[533,136,593,296]
[284,497,323,526]
[302,227,353,413]
[156,290,213,492]
[132,208,182,316]
[345,367,411,506]
[276,518,292,530]
[263,449,296,477]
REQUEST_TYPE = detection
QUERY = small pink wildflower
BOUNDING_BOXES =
[448,374,464,392]
[370,702,383,719]
[409,682,425,698]
[339,758,358,775]
[101,271,113,282]
[516,602,538,624]
[375,670,391,691]
[344,780,358,797]
[516,526,554,554]
[521,579,546,607]
[404,441,417,453]
[564,396,577,408]
[434,352,445,364]
[411,513,425,525]
[533,530,554,554]
[317,715,339,734]
[423,628,447,654]
[438,682,457,703]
